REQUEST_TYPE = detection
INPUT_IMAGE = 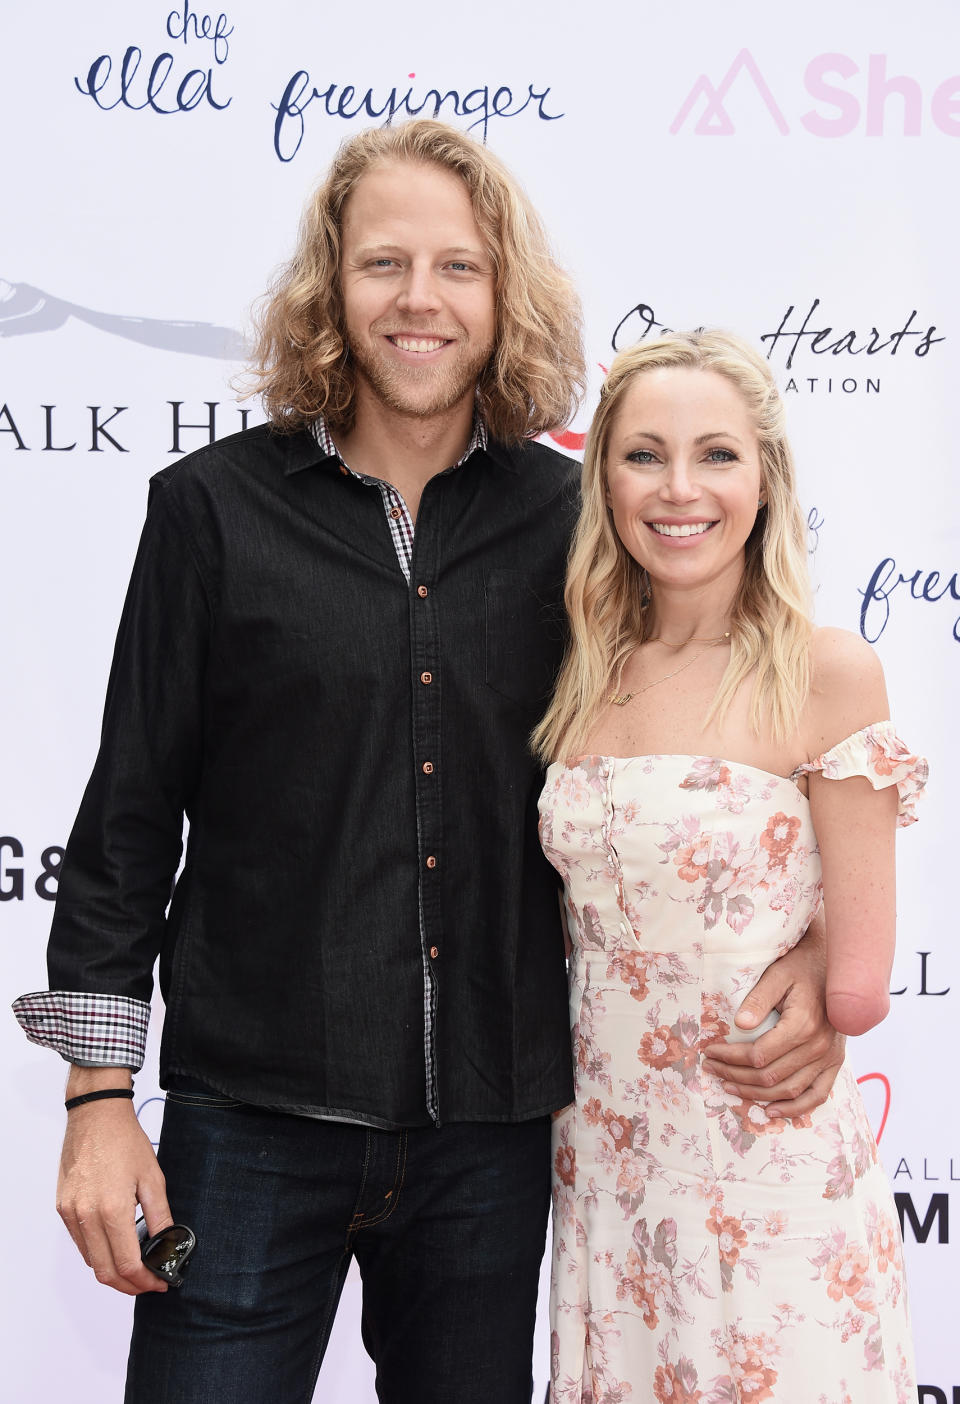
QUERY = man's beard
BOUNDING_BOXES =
[347,329,493,420]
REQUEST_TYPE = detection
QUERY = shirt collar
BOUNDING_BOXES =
[303,413,488,479]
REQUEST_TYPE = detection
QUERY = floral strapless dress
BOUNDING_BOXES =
[538,724,927,1404]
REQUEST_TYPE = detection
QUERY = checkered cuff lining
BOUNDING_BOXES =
[12,990,150,1069]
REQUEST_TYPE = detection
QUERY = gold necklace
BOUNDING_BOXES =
[647,631,730,648]
[609,633,730,707]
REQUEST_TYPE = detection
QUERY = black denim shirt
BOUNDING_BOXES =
[47,424,580,1127]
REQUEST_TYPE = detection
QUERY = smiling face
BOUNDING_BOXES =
[604,366,764,601]
[339,159,497,423]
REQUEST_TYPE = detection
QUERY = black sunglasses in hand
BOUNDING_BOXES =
[136,1218,197,1288]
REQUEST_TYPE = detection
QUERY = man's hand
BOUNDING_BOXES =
[57,1068,172,1295]
[702,915,845,1118]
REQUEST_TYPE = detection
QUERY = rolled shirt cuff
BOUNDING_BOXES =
[12,990,150,1070]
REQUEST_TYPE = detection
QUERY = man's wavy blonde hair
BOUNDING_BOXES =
[533,330,813,763]
[246,120,585,441]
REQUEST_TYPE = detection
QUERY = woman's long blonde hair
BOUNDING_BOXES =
[244,120,585,443]
[532,330,813,763]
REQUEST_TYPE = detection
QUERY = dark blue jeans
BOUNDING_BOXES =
[125,1083,551,1403]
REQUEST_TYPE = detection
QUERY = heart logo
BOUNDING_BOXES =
[549,428,586,452]
[856,1071,891,1143]
[548,364,609,452]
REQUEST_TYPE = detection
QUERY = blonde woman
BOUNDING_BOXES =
[535,331,925,1403]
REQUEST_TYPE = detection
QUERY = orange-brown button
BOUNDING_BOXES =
[390,507,402,520]
[339,464,349,476]
[417,585,428,599]
[420,671,433,685]
[422,761,434,775]
[429,946,439,959]
[426,855,437,869]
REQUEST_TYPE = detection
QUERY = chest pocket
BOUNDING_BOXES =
[483,569,566,708]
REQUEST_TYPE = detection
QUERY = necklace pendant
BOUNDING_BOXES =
[610,692,633,707]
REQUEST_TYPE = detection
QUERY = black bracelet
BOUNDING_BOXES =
[65,1088,135,1111]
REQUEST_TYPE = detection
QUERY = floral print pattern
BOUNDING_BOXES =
[540,728,925,1403]
[791,722,927,827]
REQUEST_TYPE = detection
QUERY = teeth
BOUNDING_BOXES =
[651,522,715,537]
[392,337,446,353]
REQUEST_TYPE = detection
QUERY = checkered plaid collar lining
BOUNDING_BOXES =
[308,413,488,479]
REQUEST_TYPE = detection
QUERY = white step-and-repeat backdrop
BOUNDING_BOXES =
[3,1,956,1398]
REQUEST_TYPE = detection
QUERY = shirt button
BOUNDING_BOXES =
[420,671,433,685]
[390,507,402,520]
[426,855,437,869]
[422,761,434,774]
[429,946,439,959]
[417,585,428,599]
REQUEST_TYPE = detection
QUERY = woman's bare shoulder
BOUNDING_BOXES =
[805,627,890,753]
[809,626,884,685]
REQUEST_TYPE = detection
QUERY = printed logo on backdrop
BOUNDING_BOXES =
[671,47,960,137]
[670,50,789,136]
[0,279,245,360]
[0,839,62,901]
[893,1172,952,1248]
[0,396,258,455]
[75,4,233,115]
[856,1072,953,1249]
[879,948,954,1258]
[859,558,960,646]
[896,1191,950,1245]
[273,71,562,163]
[549,293,946,445]
[0,277,256,450]
[73,3,564,162]
[607,297,946,400]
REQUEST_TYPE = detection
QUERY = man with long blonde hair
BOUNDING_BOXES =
[17,122,840,1402]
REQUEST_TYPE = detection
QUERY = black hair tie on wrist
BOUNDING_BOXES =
[65,1088,135,1111]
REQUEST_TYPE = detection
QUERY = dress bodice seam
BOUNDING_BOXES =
[549,753,807,798]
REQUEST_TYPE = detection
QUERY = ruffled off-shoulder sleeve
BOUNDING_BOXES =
[792,721,928,827]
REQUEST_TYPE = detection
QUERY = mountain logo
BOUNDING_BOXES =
[0,280,246,360]
[670,48,790,135]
